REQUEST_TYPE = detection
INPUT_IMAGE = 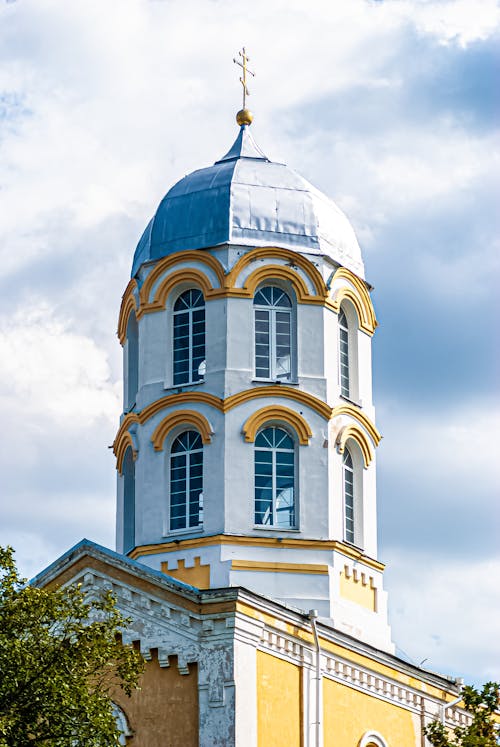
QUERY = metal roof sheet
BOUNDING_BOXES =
[132,125,364,278]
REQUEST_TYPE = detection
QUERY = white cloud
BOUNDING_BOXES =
[386,552,500,682]
[378,399,500,509]
[0,0,498,686]
[398,0,500,47]
[0,303,120,426]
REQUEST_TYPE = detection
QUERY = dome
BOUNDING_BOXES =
[132,125,364,278]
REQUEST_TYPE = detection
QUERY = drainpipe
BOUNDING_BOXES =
[309,609,321,747]
[440,679,464,726]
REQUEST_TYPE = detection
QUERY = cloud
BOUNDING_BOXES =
[0,303,119,425]
[386,552,500,683]
[0,0,498,685]
[377,399,500,559]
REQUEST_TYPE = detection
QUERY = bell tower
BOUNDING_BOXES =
[114,113,394,653]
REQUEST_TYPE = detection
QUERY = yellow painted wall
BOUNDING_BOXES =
[161,556,210,588]
[257,650,302,747]
[339,567,376,611]
[323,678,419,747]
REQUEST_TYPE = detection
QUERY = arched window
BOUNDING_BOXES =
[123,446,135,553]
[173,289,206,386]
[254,426,296,528]
[343,446,355,544]
[338,307,350,398]
[125,312,138,410]
[170,430,203,531]
[254,286,293,380]
[112,703,132,745]
[358,733,389,747]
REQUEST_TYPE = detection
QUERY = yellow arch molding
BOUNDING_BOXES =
[151,410,213,451]
[337,424,374,468]
[225,246,328,298]
[242,405,312,445]
[228,264,325,305]
[117,279,138,345]
[139,268,215,317]
[139,250,225,306]
[327,266,377,335]
[115,430,138,475]
[223,385,332,420]
[141,392,223,422]
[331,404,381,447]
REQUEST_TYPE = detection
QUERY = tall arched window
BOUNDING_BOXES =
[343,447,355,544]
[123,446,135,553]
[173,289,206,386]
[112,703,132,745]
[170,430,203,531]
[125,312,138,410]
[339,307,350,398]
[254,286,293,380]
[254,426,296,528]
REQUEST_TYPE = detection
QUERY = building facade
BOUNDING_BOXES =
[34,115,467,745]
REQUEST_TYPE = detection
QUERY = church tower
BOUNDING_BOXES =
[114,107,393,653]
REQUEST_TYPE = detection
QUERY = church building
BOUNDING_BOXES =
[33,98,468,745]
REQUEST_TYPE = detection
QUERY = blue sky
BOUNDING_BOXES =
[0,0,499,684]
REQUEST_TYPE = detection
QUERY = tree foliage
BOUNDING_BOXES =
[425,682,500,747]
[0,546,143,747]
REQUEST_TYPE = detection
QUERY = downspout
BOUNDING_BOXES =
[309,609,321,747]
[440,679,464,726]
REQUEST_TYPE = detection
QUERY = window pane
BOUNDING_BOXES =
[254,426,295,528]
[254,309,270,378]
[170,431,203,531]
[173,291,205,385]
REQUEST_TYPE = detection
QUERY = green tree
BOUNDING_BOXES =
[425,683,500,747]
[0,546,143,746]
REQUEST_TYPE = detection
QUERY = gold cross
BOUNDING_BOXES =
[233,47,255,109]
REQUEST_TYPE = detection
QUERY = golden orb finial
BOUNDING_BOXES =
[236,108,253,126]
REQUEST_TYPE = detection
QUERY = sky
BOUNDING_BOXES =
[0,0,499,686]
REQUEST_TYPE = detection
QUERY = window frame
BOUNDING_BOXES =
[342,446,355,545]
[254,425,298,530]
[253,284,296,382]
[338,306,350,399]
[172,288,206,387]
[124,311,139,411]
[168,429,204,534]
[358,733,389,747]
[122,445,135,554]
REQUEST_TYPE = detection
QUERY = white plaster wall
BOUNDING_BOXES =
[132,405,226,546]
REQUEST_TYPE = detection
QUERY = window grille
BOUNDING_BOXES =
[169,430,203,531]
[339,307,350,398]
[123,446,135,553]
[254,286,292,380]
[254,426,296,528]
[343,447,355,544]
[173,289,206,386]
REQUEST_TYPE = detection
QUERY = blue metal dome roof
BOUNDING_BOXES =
[132,125,364,278]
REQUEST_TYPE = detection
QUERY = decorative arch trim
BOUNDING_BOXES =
[224,385,332,420]
[139,250,225,306]
[139,268,214,316]
[231,264,324,305]
[226,246,328,298]
[151,410,213,451]
[331,404,381,447]
[328,267,377,336]
[117,279,138,345]
[242,405,312,445]
[337,424,374,468]
[141,392,223,422]
[115,430,138,475]
[358,732,388,747]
